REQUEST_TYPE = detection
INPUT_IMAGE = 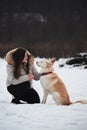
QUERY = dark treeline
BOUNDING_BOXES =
[0,0,87,58]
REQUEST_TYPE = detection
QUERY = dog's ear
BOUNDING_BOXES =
[50,58,56,64]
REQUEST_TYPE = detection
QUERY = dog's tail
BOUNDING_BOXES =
[72,100,87,104]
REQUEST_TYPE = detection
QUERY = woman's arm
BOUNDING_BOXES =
[30,64,41,80]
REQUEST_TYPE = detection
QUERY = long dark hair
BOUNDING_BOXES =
[12,47,30,79]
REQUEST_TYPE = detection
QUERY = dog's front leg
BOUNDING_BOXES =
[42,90,48,104]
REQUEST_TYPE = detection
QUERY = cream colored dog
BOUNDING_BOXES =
[36,58,87,105]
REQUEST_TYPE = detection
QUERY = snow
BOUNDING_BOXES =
[0,57,87,130]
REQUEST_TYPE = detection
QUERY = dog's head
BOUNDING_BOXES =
[36,58,56,69]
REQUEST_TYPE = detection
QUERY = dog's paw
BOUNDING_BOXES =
[41,100,46,104]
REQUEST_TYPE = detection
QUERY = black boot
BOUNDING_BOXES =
[11,99,23,104]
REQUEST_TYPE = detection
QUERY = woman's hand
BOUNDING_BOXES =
[28,74,34,80]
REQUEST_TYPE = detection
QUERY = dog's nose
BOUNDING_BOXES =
[36,62,38,64]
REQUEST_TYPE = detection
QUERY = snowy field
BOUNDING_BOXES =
[0,57,87,130]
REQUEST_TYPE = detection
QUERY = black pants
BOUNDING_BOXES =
[7,81,40,104]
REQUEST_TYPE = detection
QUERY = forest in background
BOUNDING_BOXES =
[0,0,87,58]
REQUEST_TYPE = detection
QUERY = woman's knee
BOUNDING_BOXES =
[25,88,40,103]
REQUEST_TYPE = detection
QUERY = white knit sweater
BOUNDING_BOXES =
[6,63,40,87]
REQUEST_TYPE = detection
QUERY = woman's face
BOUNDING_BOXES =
[22,52,29,63]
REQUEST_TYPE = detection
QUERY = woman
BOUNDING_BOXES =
[5,47,41,104]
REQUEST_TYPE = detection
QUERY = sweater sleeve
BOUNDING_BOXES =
[30,64,41,80]
[6,64,29,85]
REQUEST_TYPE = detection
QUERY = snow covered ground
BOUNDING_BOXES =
[0,57,87,130]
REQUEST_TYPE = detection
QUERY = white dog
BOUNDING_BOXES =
[36,58,87,105]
